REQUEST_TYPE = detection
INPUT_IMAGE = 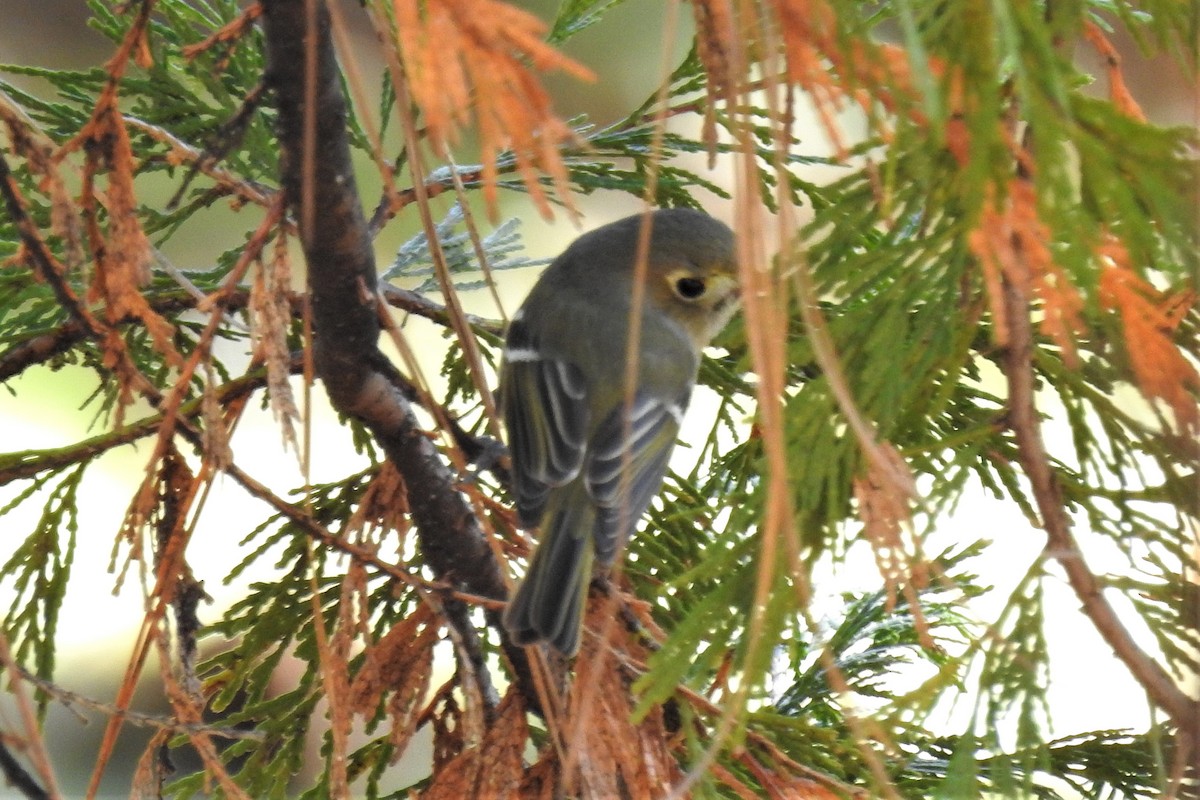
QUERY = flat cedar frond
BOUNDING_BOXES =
[159,658,247,798]
[1098,235,1200,435]
[81,103,180,369]
[691,0,735,99]
[391,0,595,217]
[63,2,182,394]
[853,449,915,580]
[557,601,685,797]
[969,178,1085,366]
[422,690,527,799]
[0,95,85,268]
[349,602,439,761]
[200,362,233,469]
[357,462,412,534]
[853,442,934,649]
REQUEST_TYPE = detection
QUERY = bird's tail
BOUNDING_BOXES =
[502,480,594,656]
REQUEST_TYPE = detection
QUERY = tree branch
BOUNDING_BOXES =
[1000,242,1198,737]
[0,742,49,800]
[0,283,498,386]
[0,356,301,486]
[259,0,533,702]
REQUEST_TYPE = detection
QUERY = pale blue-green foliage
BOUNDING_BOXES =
[383,201,548,292]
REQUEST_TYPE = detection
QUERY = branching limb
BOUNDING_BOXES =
[258,0,535,705]
[0,355,295,489]
[10,662,262,742]
[124,112,274,212]
[0,634,60,799]
[0,284,498,385]
[1000,247,1198,739]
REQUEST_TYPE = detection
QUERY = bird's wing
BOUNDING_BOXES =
[585,388,689,564]
[500,316,589,528]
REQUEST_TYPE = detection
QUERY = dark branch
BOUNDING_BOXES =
[166,81,267,210]
[0,294,194,383]
[259,0,534,705]
[0,741,49,800]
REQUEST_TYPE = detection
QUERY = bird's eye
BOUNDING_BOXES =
[675,277,707,300]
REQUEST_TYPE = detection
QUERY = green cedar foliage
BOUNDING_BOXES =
[0,0,1195,797]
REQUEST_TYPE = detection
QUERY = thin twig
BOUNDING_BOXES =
[0,358,289,486]
[0,283,500,386]
[124,114,274,211]
[11,663,262,742]
[0,633,60,800]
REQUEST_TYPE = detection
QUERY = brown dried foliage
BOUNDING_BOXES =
[853,442,933,648]
[738,749,847,799]
[350,602,440,761]
[429,687,467,775]
[201,361,234,469]
[1098,235,1199,434]
[690,0,737,156]
[249,234,301,451]
[64,8,181,394]
[390,0,594,218]
[0,96,85,269]
[972,180,1196,434]
[555,600,686,798]
[421,690,527,799]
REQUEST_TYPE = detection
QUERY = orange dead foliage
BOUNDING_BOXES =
[571,663,682,798]
[80,99,181,364]
[767,0,920,154]
[969,178,1085,366]
[248,236,301,451]
[1098,236,1199,434]
[422,690,528,800]
[350,603,439,760]
[689,0,736,157]
[973,184,1196,433]
[853,441,934,648]
[1082,22,1147,123]
[46,2,182,424]
[391,0,595,219]
[527,595,686,798]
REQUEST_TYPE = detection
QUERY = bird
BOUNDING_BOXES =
[500,207,740,655]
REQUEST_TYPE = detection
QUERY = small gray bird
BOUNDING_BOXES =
[501,208,740,655]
